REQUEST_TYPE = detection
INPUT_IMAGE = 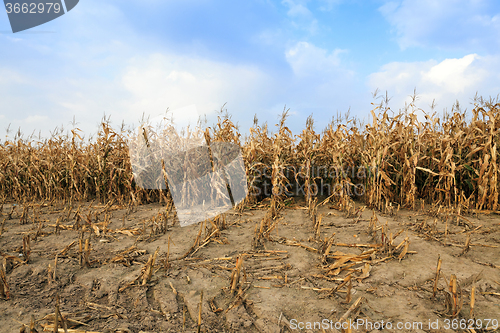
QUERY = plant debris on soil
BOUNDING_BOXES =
[0,198,499,332]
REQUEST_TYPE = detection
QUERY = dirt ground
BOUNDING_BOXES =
[0,198,499,333]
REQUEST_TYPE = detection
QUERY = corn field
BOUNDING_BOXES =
[1,98,499,213]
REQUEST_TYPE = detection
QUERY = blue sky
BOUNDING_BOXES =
[1,0,500,139]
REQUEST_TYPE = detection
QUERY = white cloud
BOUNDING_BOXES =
[281,0,319,34]
[120,53,273,126]
[25,115,49,123]
[422,54,484,94]
[282,0,313,19]
[368,54,500,114]
[118,47,363,135]
[281,41,364,126]
[379,0,500,52]
[285,41,347,77]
